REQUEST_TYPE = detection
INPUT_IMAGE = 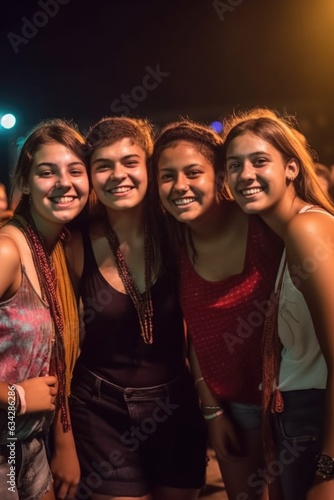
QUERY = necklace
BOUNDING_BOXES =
[105,223,154,344]
[13,214,70,430]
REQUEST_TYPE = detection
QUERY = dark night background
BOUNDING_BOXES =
[1,0,334,192]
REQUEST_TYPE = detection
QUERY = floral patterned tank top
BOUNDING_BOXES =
[0,267,53,443]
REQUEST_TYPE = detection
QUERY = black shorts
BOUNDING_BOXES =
[70,364,208,498]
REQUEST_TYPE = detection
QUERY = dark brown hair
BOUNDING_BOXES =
[85,116,154,161]
[151,119,227,259]
[152,119,225,175]
[85,116,166,278]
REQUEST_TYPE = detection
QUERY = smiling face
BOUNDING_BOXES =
[90,138,148,213]
[26,142,89,230]
[157,141,218,225]
[226,132,298,215]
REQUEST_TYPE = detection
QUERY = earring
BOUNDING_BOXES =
[22,187,30,194]
[289,175,295,181]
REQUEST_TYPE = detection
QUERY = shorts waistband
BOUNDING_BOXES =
[280,388,325,406]
[72,363,185,400]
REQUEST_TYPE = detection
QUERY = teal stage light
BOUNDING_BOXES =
[1,114,16,129]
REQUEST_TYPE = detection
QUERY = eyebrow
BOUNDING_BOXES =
[226,151,270,160]
[34,161,84,168]
[159,163,203,171]
[92,154,141,165]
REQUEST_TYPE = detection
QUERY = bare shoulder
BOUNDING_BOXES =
[285,210,334,259]
[0,233,21,260]
[0,233,22,298]
[287,209,334,237]
[0,223,23,257]
[0,222,30,257]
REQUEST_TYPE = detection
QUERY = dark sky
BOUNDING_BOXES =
[1,0,334,186]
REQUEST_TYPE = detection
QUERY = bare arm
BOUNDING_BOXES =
[50,403,80,500]
[189,340,244,459]
[0,234,58,412]
[286,213,334,498]
[286,213,334,455]
[188,340,221,406]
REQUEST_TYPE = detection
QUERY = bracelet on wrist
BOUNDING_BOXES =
[194,377,204,386]
[201,405,222,411]
[203,409,224,420]
[14,386,21,413]
[8,384,21,413]
[14,384,26,415]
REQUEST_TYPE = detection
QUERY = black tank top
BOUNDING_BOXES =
[78,231,186,387]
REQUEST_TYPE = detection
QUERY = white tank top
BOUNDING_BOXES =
[277,205,333,391]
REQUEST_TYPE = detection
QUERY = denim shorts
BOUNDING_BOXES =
[70,364,208,498]
[271,389,325,500]
[228,402,263,432]
[0,434,52,500]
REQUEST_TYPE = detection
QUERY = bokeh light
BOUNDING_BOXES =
[1,114,16,129]
[210,121,223,134]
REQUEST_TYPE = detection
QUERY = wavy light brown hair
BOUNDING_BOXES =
[12,118,87,215]
[223,108,334,215]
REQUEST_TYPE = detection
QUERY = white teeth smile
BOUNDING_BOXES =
[174,197,196,206]
[110,187,132,194]
[52,196,75,203]
[241,188,263,196]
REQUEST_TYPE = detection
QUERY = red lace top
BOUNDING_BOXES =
[180,215,283,404]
